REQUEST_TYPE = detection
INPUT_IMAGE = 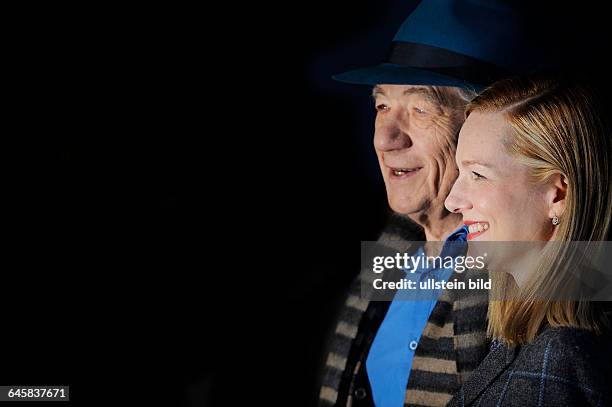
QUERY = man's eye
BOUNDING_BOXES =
[471,171,486,181]
[414,107,427,114]
[375,104,389,112]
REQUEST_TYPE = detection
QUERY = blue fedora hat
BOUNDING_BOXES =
[334,0,560,90]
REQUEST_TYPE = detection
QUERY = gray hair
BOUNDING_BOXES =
[456,86,479,104]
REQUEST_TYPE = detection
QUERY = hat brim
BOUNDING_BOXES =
[333,63,485,92]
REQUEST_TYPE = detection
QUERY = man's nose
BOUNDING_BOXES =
[445,179,472,214]
[374,116,413,152]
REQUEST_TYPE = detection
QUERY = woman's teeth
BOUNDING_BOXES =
[468,222,489,234]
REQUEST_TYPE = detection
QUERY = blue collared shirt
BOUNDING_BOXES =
[366,225,468,407]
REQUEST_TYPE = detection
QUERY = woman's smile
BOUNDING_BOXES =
[464,220,489,240]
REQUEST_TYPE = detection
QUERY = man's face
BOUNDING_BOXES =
[373,84,464,217]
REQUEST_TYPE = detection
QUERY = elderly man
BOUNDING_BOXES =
[318,1,562,406]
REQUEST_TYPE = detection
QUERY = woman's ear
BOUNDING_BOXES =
[546,173,568,219]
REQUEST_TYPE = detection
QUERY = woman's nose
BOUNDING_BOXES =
[445,180,471,214]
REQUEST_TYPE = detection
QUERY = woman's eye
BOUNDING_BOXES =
[375,104,389,112]
[471,171,486,181]
[414,106,427,114]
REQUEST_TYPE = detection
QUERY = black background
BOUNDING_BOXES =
[5,1,611,406]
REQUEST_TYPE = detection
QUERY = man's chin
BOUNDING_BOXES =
[388,198,422,218]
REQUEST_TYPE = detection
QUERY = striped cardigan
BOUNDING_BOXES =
[318,214,490,406]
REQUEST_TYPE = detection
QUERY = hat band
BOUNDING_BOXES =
[386,41,511,86]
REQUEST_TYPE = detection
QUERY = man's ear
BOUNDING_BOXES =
[546,173,568,219]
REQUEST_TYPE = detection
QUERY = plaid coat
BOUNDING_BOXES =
[447,326,612,406]
[318,215,490,406]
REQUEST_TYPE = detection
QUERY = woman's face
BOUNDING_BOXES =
[445,111,553,241]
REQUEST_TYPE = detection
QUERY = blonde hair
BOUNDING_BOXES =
[467,75,612,345]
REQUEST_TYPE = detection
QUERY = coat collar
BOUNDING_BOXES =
[459,341,520,406]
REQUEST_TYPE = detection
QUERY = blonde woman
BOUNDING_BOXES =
[444,75,612,406]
